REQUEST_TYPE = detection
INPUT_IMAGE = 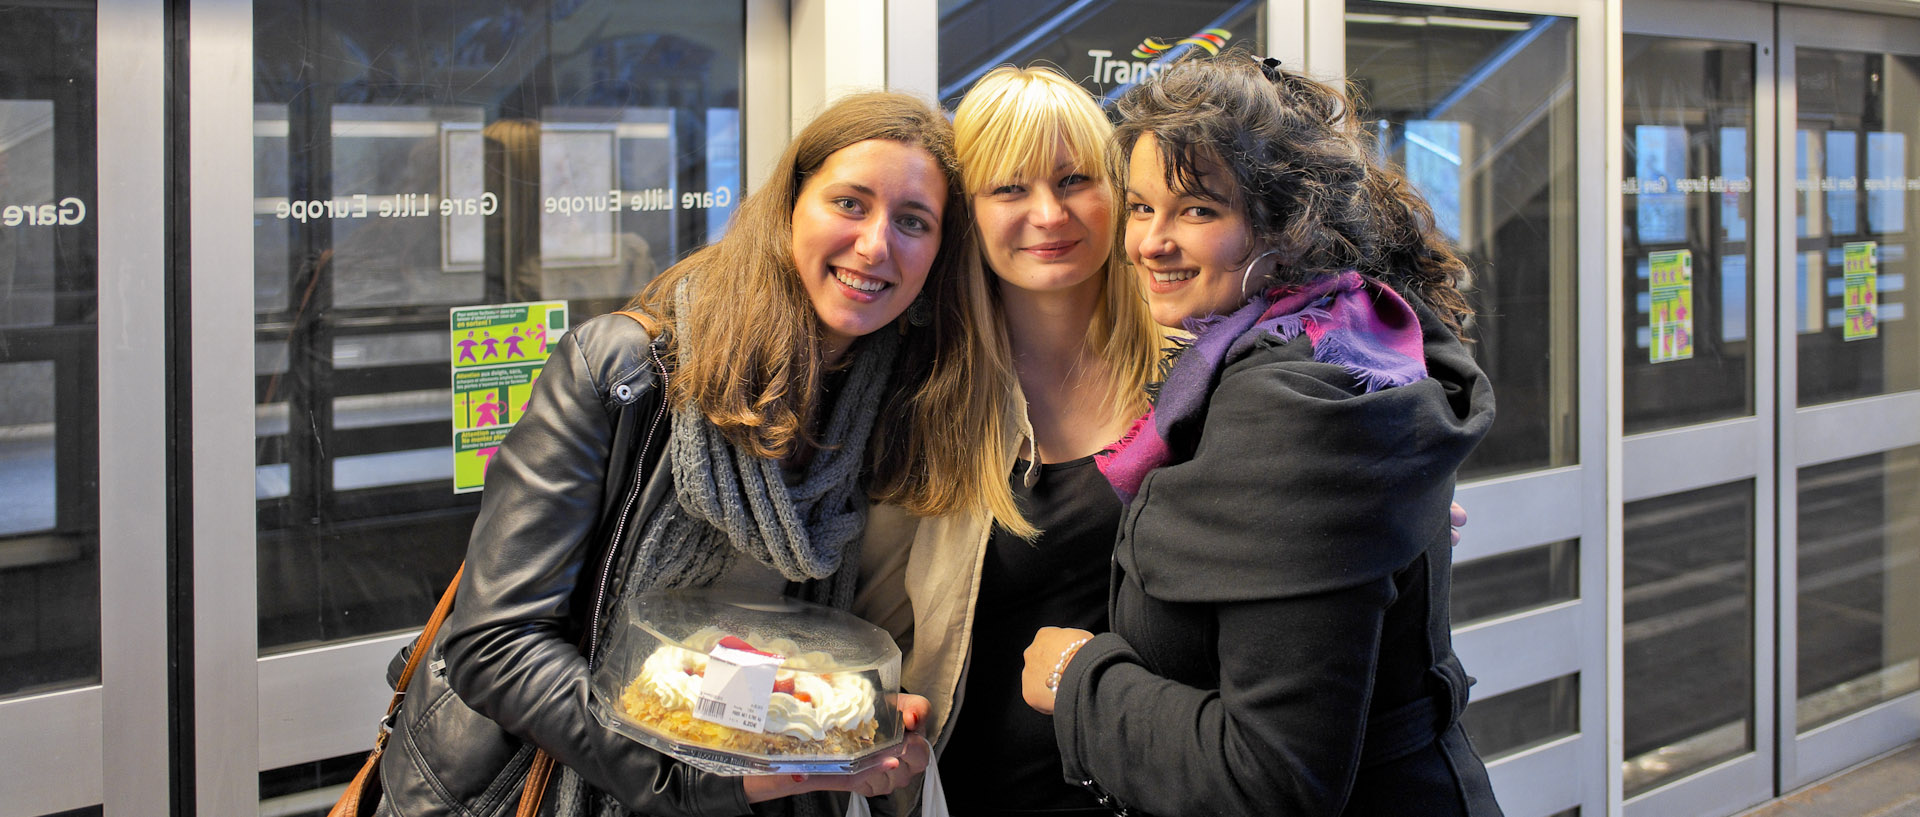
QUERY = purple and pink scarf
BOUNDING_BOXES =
[1096,271,1429,504]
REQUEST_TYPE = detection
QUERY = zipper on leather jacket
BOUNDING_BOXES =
[587,343,670,669]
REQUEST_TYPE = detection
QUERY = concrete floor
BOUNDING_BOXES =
[1737,742,1920,817]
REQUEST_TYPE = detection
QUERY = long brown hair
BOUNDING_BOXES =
[631,92,995,522]
[1111,52,1474,336]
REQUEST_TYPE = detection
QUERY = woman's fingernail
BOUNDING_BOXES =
[791,774,807,782]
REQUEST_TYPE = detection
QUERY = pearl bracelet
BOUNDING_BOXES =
[1045,636,1094,692]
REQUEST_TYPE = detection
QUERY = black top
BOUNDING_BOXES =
[940,455,1119,816]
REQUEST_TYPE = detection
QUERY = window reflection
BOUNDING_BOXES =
[1620,36,1756,434]
[328,105,487,308]
[1404,120,1465,242]
[1721,128,1749,244]
[0,361,58,536]
[0,105,62,538]
[1348,2,1579,479]
[1796,130,1824,240]
[1634,125,1690,246]
[1826,131,1860,236]
[252,0,745,652]
[1865,132,1905,235]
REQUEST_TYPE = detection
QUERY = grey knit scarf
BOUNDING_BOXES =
[622,281,899,611]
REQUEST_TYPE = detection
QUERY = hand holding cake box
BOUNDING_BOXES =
[592,589,908,775]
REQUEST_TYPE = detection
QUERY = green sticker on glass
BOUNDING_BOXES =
[1649,249,1694,363]
[450,301,569,493]
[1842,242,1878,342]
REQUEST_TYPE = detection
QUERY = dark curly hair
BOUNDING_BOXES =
[1111,51,1474,337]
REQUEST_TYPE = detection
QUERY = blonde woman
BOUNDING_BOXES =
[856,65,1163,815]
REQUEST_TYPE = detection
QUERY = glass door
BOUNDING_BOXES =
[1776,4,1920,793]
[1337,0,1611,815]
[1617,2,1776,815]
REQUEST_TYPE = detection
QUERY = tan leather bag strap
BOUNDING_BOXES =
[388,564,463,715]
[612,309,660,336]
[518,751,558,816]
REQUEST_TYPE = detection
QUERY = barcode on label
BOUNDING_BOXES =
[696,697,728,721]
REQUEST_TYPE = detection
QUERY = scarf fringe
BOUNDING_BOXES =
[1265,304,1330,346]
[1309,329,1425,391]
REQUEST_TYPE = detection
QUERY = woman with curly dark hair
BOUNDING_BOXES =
[1018,52,1503,816]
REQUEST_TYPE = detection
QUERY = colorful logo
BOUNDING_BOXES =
[1131,28,1233,59]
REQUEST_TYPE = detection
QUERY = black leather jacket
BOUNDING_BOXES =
[379,313,752,816]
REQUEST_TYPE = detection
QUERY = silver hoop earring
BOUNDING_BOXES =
[1240,250,1280,300]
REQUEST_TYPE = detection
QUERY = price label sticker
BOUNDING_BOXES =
[695,640,785,733]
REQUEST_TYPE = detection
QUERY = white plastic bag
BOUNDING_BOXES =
[919,757,947,816]
[843,759,949,817]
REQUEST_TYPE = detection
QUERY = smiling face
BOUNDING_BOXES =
[972,139,1113,298]
[791,139,948,363]
[1123,133,1263,328]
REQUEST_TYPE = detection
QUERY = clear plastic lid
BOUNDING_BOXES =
[590,588,904,775]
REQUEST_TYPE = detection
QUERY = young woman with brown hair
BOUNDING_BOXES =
[374,91,992,817]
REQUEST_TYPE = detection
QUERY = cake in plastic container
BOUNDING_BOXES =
[591,588,904,775]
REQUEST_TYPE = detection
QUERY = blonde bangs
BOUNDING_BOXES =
[956,67,1113,195]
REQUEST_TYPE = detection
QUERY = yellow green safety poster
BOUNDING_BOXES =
[1843,241,1878,341]
[450,301,569,493]
[1649,249,1694,363]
